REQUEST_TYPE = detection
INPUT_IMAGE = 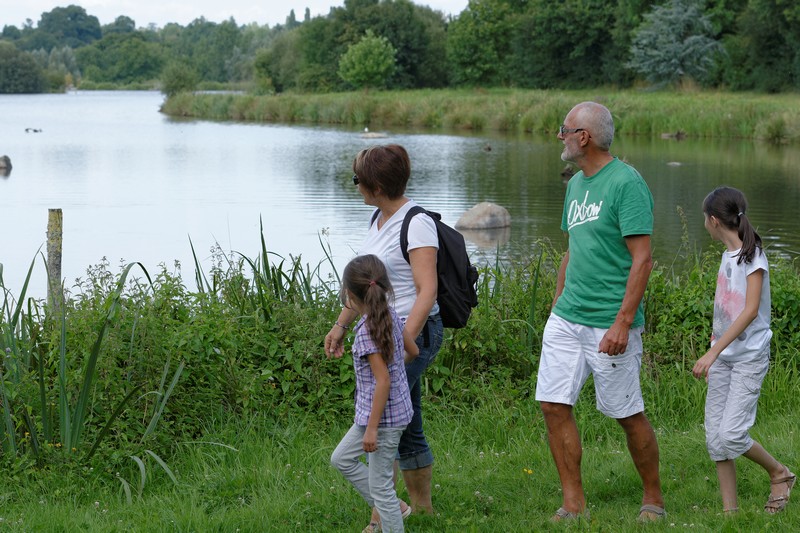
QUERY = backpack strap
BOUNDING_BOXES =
[400,205,439,264]
[369,208,381,228]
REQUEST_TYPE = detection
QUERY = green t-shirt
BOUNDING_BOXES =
[553,157,654,328]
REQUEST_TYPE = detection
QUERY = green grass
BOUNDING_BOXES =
[0,384,796,531]
[161,88,800,143]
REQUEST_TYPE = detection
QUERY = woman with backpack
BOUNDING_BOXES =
[325,144,443,532]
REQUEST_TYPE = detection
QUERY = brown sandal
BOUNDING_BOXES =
[765,472,796,514]
[550,507,590,522]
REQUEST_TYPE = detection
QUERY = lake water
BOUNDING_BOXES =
[2,91,799,298]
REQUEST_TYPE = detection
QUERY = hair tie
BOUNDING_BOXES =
[738,212,744,217]
[369,280,376,286]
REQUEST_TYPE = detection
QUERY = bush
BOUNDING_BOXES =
[160,62,199,97]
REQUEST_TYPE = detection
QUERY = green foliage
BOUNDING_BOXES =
[0,259,165,464]
[3,0,799,93]
[170,18,243,83]
[253,30,301,93]
[37,5,102,49]
[627,0,726,87]
[446,0,515,86]
[160,61,199,97]
[722,0,800,92]
[75,32,164,84]
[103,15,136,35]
[509,0,616,89]
[0,41,46,93]
[338,30,397,90]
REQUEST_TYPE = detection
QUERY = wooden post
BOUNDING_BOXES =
[47,208,63,313]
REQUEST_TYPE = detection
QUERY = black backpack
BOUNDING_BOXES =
[372,206,479,328]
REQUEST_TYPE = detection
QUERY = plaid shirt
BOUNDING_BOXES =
[351,307,413,428]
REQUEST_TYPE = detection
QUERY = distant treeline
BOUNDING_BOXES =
[1,0,799,94]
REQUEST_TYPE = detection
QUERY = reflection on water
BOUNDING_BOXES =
[460,227,512,250]
[1,91,799,298]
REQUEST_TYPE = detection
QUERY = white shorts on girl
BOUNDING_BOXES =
[705,348,770,461]
[535,313,645,419]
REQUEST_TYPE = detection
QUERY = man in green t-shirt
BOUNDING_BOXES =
[535,102,665,522]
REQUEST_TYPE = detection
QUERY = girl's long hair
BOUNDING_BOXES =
[702,186,762,264]
[341,255,395,363]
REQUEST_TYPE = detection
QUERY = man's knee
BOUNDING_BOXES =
[615,411,648,432]
[540,401,572,422]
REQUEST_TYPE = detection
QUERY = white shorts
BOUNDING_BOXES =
[535,313,645,418]
[704,349,770,461]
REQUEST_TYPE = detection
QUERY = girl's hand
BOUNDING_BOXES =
[324,326,345,358]
[693,351,717,379]
[362,427,378,453]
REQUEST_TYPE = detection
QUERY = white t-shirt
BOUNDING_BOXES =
[711,247,772,361]
[358,200,439,319]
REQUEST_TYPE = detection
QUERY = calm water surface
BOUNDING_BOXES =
[1,91,799,298]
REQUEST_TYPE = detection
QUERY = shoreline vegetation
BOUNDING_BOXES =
[161,88,800,143]
[0,236,798,529]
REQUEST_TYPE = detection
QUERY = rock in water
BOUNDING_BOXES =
[455,202,511,230]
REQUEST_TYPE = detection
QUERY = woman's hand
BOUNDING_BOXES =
[324,326,345,358]
[403,328,419,363]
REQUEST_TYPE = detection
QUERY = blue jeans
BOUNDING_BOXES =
[398,314,443,470]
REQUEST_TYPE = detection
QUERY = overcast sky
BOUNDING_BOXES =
[0,0,468,29]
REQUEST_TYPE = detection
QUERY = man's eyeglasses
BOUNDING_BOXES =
[352,174,359,185]
[559,125,585,135]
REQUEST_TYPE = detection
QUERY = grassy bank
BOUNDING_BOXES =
[0,239,799,530]
[0,399,797,531]
[161,88,800,143]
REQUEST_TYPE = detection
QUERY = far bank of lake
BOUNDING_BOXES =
[162,88,800,143]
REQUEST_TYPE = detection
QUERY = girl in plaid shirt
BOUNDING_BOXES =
[330,255,416,532]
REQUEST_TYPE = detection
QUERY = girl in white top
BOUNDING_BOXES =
[692,186,795,514]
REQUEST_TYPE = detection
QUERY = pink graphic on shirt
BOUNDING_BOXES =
[712,269,745,343]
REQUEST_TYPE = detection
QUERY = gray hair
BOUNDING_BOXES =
[573,102,614,151]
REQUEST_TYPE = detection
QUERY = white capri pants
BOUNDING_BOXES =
[705,349,770,461]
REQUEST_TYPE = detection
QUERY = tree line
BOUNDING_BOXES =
[1,0,798,95]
